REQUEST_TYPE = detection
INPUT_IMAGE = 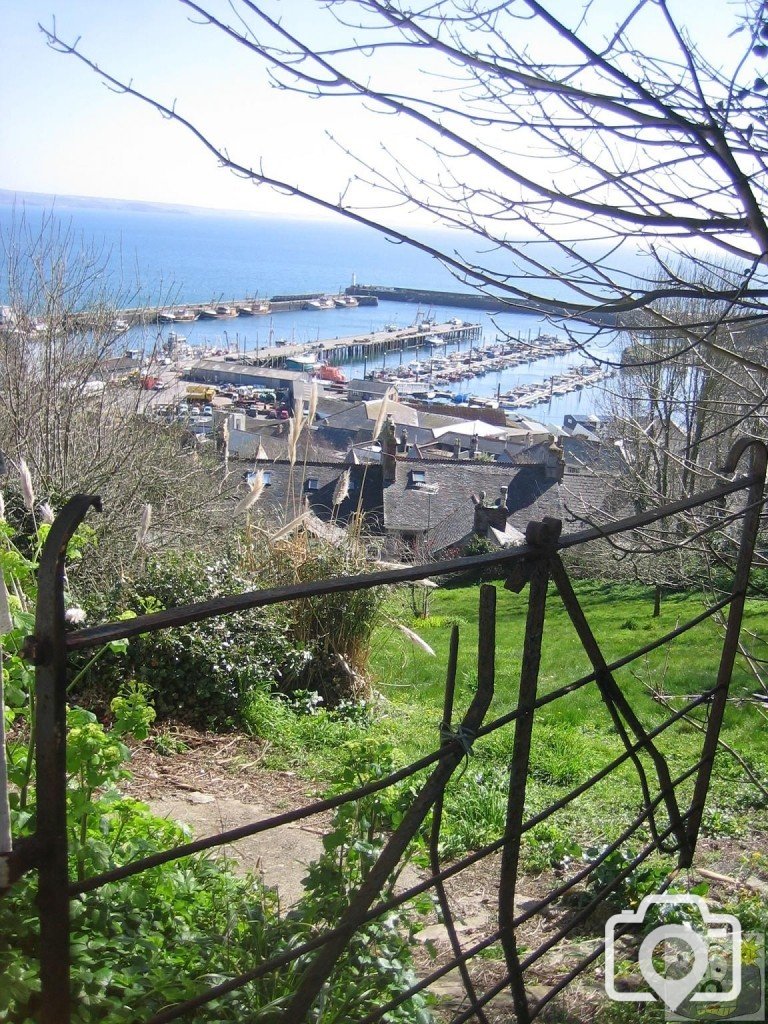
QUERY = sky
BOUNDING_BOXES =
[1,1,373,217]
[0,0,749,222]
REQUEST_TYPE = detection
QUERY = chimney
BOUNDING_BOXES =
[453,438,461,460]
[497,485,508,508]
[545,439,565,481]
[469,434,479,459]
[381,414,397,484]
[472,490,508,536]
[399,426,409,454]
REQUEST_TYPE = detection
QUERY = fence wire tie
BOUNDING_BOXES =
[440,722,476,757]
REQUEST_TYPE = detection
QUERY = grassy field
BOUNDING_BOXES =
[259,578,768,863]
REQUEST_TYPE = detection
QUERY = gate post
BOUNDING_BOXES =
[29,496,100,1024]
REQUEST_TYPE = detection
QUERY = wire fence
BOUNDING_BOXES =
[5,437,767,1024]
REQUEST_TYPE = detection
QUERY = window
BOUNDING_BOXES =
[306,477,319,491]
[410,470,426,485]
[246,469,271,487]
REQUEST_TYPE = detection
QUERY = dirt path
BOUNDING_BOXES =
[121,730,332,904]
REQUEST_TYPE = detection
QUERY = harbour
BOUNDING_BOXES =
[112,293,619,422]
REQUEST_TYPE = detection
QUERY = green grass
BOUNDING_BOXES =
[257,579,768,858]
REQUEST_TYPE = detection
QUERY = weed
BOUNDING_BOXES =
[152,730,190,756]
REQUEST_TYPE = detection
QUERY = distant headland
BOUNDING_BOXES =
[0,189,299,220]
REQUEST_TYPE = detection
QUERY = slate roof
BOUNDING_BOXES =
[382,460,567,553]
[241,454,616,555]
[244,460,384,530]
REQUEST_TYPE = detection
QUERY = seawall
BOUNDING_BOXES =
[345,285,618,326]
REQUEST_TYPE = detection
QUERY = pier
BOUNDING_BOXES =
[250,320,482,368]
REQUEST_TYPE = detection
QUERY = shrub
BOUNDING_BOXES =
[77,551,304,728]
[253,532,383,706]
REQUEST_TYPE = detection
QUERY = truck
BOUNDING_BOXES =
[186,384,217,403]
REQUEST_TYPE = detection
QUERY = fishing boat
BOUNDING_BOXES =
[237,301,270,315]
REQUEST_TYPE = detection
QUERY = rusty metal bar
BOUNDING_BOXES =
[499,518,560,1024]
[279,584,496,1024]
[34,495,100,1024]
[53,468,758,653]
[684,438,768,862]
[549,553,691,859]
[430,624,491,1024]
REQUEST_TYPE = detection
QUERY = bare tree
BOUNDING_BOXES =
[39,1,768,340]
[0,212,233,574]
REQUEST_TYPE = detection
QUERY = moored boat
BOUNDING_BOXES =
[315,363,348,384]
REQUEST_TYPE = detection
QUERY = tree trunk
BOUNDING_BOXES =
[653,584,662,618]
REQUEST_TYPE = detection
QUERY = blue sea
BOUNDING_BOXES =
[0,194,630,423]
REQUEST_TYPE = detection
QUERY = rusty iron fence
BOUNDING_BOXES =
[4,437,768,1024]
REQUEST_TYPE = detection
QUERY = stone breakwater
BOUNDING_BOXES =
[346,284,619,326]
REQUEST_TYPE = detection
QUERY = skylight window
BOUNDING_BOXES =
[306,477,320,491]
[410,470,427,485]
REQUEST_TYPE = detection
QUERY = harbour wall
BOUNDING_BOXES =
[345,285,618,326]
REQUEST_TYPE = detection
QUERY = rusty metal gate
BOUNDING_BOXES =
[3,437,767,1023]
